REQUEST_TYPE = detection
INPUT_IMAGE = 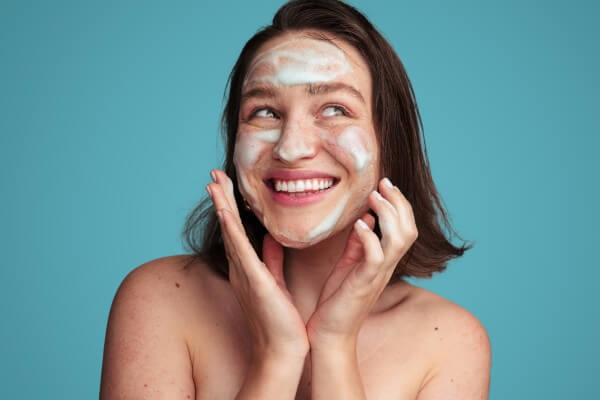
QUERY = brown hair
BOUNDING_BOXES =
[181,0,472,280]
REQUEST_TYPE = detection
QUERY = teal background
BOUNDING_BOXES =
[1,0,598,398]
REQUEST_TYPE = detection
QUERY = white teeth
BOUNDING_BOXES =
[272,178,335,193]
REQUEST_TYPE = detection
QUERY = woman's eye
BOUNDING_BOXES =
[321,105,347,117]
[252,108,276,118]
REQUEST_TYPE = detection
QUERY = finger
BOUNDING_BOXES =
[208,180,244,233]
[207,180,230,213]
[317,213,378,305]
[215,208,242,271]
[217,209,268,284]
[368,190,403,258]
[379,178,419,243]
[262,233,285,286]
[351,218,385,284]
[339,213,376,266]
[211,169,241,221]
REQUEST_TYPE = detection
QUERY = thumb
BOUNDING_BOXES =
[262,233,285,286]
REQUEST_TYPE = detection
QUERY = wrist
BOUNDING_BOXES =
[308,333,357,355]
[237,350,308,400]
[254,345,309,367]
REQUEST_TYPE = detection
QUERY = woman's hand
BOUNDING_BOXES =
[306,177,419,349]
[207,170,310,362]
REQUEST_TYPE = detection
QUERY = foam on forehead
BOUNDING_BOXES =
[244,38,352,87]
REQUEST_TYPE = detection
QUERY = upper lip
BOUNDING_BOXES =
[264,169,339,181]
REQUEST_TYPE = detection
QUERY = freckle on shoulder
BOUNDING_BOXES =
[120,255,205,295]
[407,284,489,347]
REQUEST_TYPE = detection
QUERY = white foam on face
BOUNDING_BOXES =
[233,38,376,247]
[244,38,352,88]
[307,192,351,241]
[233,129,281,215]
[234,129,281,166]
[336,126,371,172]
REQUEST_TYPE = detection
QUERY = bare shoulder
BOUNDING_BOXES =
[401,283,492,399]
[100,255,225,399]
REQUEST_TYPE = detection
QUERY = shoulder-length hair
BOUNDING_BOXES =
[182,0,472,280]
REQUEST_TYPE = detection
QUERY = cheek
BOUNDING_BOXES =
[233,129,281,168]
[321,125,376,174]
[233,129,281,213]
[336,126,373,172]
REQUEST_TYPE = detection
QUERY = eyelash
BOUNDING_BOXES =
[247,104,350,119]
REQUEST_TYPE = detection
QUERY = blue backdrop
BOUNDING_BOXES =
[1,0,598,398]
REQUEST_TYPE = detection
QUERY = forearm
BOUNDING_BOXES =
[310,341,367,400]
[235,353,306,400]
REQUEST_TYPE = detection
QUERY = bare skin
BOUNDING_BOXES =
[100,255,490,399]
[100,30,491,399]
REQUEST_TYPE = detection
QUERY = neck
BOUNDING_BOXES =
[283,226,353,323]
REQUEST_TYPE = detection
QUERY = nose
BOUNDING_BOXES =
[273,117,319,163]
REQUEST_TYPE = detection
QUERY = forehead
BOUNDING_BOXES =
[243,31,371,96]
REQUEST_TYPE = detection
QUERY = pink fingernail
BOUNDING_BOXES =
[383,177,393,188]
[373,191,384,201]
[210,170,217,182]
[206,184,212,198]
[356,219,368,230]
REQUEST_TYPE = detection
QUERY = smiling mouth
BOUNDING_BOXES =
[265,177,340,196]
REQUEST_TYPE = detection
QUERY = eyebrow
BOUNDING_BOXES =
[241,82,365,104]
[306,82,365,104]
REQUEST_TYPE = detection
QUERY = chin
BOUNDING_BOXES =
[269,229,330,249]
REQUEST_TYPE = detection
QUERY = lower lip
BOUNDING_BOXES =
[267,183,336,206]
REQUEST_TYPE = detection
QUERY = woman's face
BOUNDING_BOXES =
[233,31,380,248]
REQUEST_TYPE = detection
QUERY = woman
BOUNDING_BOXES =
[100,1,491,398]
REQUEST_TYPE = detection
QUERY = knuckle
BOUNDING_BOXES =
[408,226,419,241]
[388,242,403,256]
[368,250,385,266]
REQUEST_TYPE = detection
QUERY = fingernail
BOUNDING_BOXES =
[383,177,394,189]
[373,191,384,201]
[210,170,217,182]
[356,219,369,230]
[206,184,212,198]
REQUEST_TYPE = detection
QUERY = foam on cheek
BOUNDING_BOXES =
[233,129,281,213]
[244,39,352,87]
[234,129,281,166]
[335,126,371,172]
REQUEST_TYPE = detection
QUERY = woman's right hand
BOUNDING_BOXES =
[207,169,310,363]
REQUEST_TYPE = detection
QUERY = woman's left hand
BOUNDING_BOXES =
[306,177,418,350]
